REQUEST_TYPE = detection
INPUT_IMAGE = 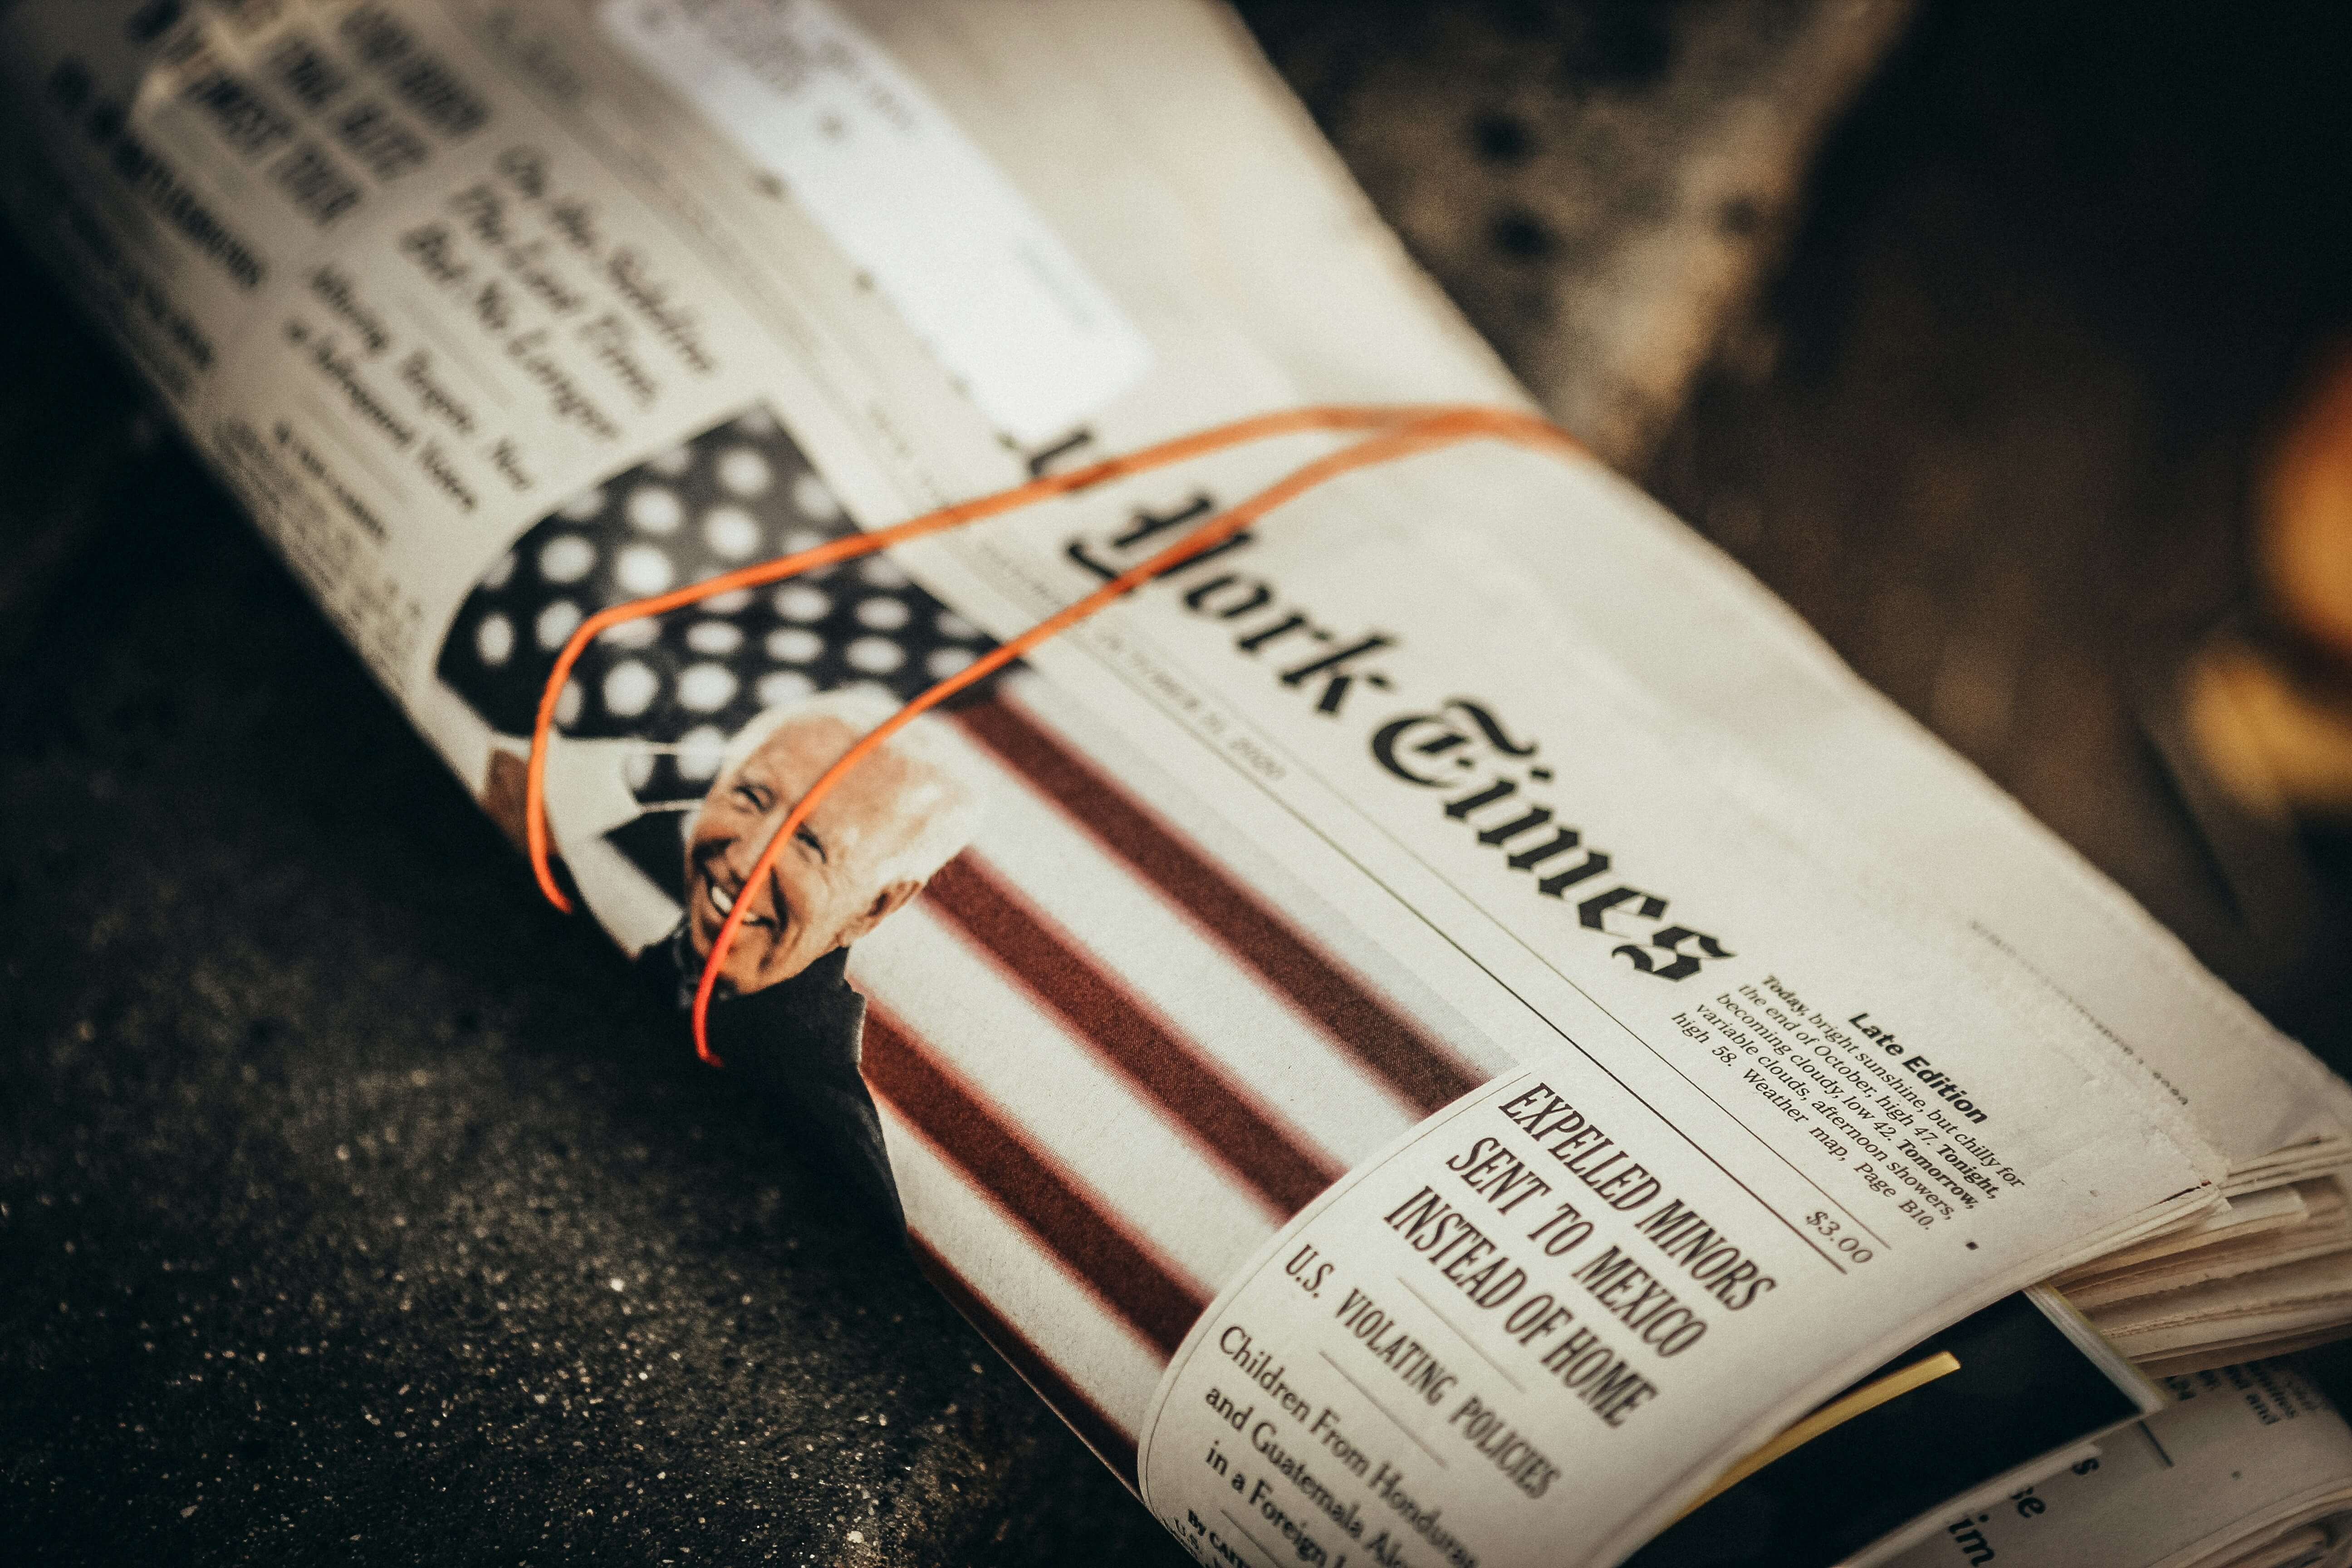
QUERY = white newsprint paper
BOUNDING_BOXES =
[0,1,2332,1563]
[1134,1041,2182,1566]
[1885,1360,2352,1568]
[598,0,1153,447]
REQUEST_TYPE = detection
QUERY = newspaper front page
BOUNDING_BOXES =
[0,1,2258,1561]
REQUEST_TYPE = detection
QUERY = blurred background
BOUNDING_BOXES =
[5,1,2351,1561]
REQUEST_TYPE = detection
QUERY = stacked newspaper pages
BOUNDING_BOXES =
[1629,1305,2352,1566]
[5,0,2349,1561]
[1882,1359,2352,1568]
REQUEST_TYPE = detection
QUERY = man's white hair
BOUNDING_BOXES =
[715,686,989,887]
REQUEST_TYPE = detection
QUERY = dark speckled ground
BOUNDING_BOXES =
[0,314,1183,1561]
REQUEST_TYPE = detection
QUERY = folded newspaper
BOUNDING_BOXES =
[5,1,2348,1562]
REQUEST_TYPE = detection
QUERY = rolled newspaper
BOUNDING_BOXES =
[3,2,2346,1561]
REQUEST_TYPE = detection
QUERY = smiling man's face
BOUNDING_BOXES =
[683,714,946,993]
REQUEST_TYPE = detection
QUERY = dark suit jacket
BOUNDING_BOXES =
[632,927,901,1222]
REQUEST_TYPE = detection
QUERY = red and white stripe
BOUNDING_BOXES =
[845,683,1490,1483]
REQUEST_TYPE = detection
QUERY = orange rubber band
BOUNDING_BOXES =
[524,403,1582,1067]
